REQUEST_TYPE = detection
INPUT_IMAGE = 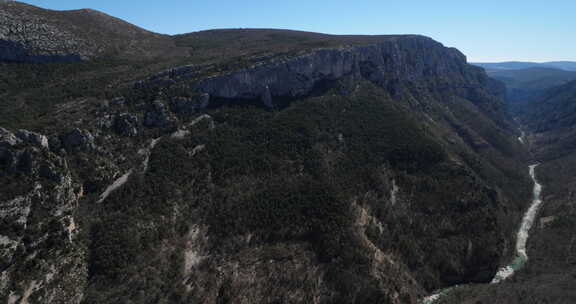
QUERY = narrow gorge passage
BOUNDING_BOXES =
[491,164,543,282]
[423,164,544,303]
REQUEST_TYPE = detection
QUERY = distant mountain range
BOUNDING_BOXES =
[472,61,576,72]
[485,67,576,91]
[471,62,576,103]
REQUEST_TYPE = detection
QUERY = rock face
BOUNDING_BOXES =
[195,36,491,108]
[522,80,576,161]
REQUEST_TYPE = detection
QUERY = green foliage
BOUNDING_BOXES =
[89,217,141,280]
[208,175,349,240]
[83,136,209,302]
[0,172,32,202]
[0,59,125,129]
[550,212,576,229]
[338,88,446,173]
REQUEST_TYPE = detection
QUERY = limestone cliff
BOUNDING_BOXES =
[195,36,483,107]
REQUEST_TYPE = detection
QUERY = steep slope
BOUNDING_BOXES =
[0,4,533,304]
[0,1,186,62]
[521,82,576,244]
[523,80,576,161]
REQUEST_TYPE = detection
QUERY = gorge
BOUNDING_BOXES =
[1,1,575,304]
[423,163,544,303]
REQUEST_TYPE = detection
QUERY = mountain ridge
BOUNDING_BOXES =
[474,64,576,109]
[472,61,576,71]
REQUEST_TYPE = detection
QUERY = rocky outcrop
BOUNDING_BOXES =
[0,129,53,176]
[62,128,95,152]
[15,130,49,149]
[0,127,86,303]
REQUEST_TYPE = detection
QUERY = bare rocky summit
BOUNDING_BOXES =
[0,1,185,62]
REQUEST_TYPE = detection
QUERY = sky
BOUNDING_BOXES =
[17,0,576,62]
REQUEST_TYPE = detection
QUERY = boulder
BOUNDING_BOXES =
[15,129,49,149]
[62,128,95,152]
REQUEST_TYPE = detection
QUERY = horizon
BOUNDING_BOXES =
[471,60,576,64]
[11,0,576,63]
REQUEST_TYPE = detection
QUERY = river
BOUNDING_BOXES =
[422,164,543,303]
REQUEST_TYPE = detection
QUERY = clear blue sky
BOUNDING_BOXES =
[19,0,576,62]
